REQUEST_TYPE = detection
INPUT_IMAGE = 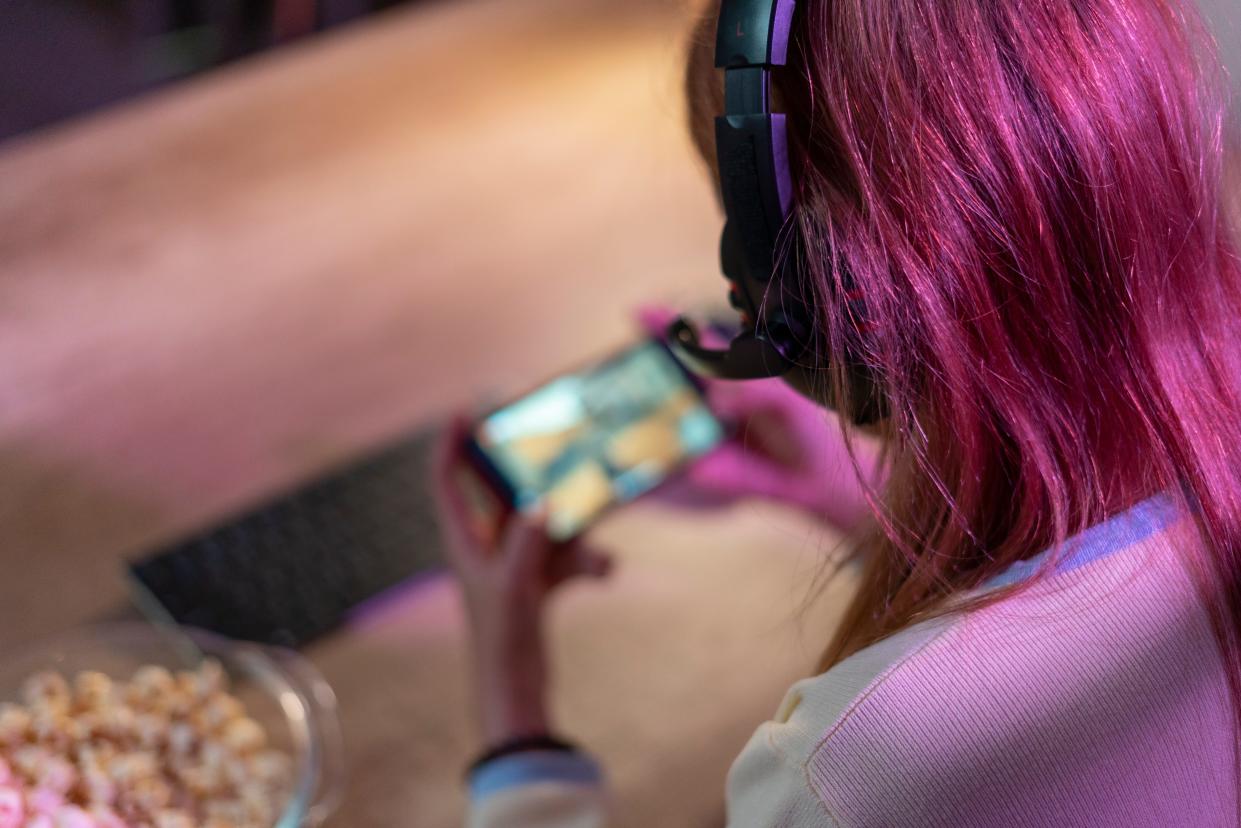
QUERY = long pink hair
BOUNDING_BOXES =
[688,0,1241,740]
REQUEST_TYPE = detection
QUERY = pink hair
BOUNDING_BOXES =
[689,0,1241,756]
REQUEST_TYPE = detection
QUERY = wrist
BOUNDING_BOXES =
[464,587,545,636]
[469,617,552,745]
[476,665,551,744]
[469,608,546,671]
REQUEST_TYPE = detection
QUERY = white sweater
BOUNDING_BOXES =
[467,494,1238,827]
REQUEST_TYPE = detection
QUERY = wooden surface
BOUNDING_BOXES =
[0,1,856,824]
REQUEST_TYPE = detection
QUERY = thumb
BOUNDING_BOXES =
[546,543,615,587]
[500,510,555,582]
[635,305,678,340]
[704,377,792,422]
[686,445,810,506]
[571,545,614,579]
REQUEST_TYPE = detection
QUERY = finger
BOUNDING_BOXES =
[430,416,487,561]
[546,543,615,587]
[635,305,679,339]
[705,377,796,421]
[646,474,735,510]
[707,383,824,467]
[499,509,555,583]
[576,548,614,579]
[429,417,471,526]
[705,390,783,456]
[686,445,810,506]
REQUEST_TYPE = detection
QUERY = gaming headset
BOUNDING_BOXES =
[667,0,886,425]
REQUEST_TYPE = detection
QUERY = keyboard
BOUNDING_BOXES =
[128,429,443,647]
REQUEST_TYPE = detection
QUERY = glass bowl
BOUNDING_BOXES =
[0,623,344,827]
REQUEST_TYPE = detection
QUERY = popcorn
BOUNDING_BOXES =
[36,759,74,796]
[197,743,231,782]
[94,708,135,744]
[50,805,94,828]
[71,675,113,713]
[86,809,123,828]
[28,713,72,753]
[202,800,247,824]
[77,770,114,807]
[0,664,293,828]
[220,720,264,756]
[71,746,112,779]
[249,753,290,788]
[132,716,167,752]
[127,669,174,704]
[20,677,69,718]
[152,810,194,828]
[177,663,225,704]
[26,788,62,815]
[11,747,52,781]
[124,777,171,814]
[165,725,194,758]
[105,754,157,787]
[0,707,31,746]
[192,696,243,735]
[175,764,220,799]
[0,787,23,828]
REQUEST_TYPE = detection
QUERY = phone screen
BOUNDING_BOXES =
[471,340,724,539]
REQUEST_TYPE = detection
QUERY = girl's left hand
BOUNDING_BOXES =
[431,418,614,747]
[635,306,884,534]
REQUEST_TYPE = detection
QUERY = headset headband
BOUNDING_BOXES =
[668,0,887,423]
[670,0,801,381]
[717,1,796,290]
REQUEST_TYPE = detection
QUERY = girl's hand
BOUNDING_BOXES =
[638,306,884,534]
[431,418,613,746]
[687,379,882,532]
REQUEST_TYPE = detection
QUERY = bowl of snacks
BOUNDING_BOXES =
[0,624,343,828]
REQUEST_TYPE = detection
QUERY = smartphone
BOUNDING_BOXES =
[464,338,725,540]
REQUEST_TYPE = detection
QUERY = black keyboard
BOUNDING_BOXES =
[128,429,443,647]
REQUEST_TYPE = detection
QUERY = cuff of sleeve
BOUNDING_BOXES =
[468,750,603,804]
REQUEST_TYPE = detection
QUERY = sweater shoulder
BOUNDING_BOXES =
[765,519,1235,827]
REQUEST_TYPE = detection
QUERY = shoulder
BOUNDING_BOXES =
[729,516,1233,826]
[725,616,955,826]
[778,512,1210,765]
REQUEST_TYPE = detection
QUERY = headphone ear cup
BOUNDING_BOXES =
[760,308,807,362]
[720,222,747,282]
[768,251,888,424]
[756,228,820,364]
[720,223,756,318]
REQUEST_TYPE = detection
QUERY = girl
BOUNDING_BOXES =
[434,0,1241,824]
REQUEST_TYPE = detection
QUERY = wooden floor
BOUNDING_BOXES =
[0,1,857,824]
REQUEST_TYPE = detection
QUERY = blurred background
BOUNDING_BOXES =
[5,0,1238,146]
[2,0,391,142]
[1201,0,1240,101]
[0,1,1237,826]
